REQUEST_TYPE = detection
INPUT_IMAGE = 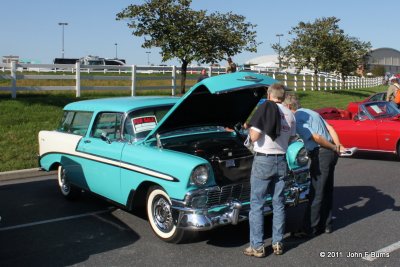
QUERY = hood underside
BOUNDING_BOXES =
[146,72,279,138]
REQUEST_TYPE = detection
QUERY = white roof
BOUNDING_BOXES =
[246,54,316,74]
[245,55,278,65]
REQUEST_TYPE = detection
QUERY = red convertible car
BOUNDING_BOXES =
[316,101,400,157]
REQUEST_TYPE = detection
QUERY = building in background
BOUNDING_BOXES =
[245,55,279,71]
[246,47,400,76]
[2,55,19,63]
[366,48,400,75]
[245,54,313,74]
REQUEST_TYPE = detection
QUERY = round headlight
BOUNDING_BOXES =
[190,165,209,186]
[296,147,309,166]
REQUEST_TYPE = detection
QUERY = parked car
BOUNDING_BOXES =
[38,72,310,243]
[317,101,400,157]
[347,92,386,114]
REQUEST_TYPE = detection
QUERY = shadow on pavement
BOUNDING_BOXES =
[349,151,398,162]
[0,179,140,266]
[333,185,400,230]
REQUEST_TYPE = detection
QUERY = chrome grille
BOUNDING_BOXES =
[206,182,251,207]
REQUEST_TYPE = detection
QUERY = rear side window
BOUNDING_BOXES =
[58,111,93,136]
[92,112,123,141]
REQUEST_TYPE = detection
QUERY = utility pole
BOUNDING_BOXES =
[58,22,68,58]
[276,34,283,71]
[146,51,151,65]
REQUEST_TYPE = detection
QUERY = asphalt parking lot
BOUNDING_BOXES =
[0,153,399,267]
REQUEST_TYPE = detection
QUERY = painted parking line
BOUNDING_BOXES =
[0,207,114,232]
[362,240,400,261]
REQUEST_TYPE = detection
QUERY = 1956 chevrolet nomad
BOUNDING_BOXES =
[38,72,310,243]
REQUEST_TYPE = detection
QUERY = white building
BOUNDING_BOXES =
[367,47,400,74]
[245,55,279,71]
[245,54,313,74]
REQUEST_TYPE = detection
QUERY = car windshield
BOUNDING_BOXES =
[369,92,386,101]
[124,105,173,141]
[363,102,400,119]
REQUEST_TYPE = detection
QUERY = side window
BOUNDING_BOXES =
[92,112,123,141]
[58,111,93,136]
[59,111,75,132]
[357,110,369,121]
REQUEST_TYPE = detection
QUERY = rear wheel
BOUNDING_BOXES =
[57,165,80,200]
[146,186,186,243]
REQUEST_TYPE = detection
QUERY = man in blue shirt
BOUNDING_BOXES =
[284,94,345,236]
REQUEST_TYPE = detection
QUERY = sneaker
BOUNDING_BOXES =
[243,246,265,258]
[272,243,283,255]
[325,225,332,234]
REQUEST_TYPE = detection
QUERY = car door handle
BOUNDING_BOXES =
[84,140,91,143]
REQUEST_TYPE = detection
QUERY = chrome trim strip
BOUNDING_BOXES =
[216,154,254,163]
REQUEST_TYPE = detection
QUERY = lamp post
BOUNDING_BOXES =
[58,22,68,58]
[146,51,151,65]
[276,33,283,71]
[114,43,118,59]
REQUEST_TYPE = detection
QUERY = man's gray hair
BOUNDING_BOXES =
[283,92,300,111]
[267,83,286,102]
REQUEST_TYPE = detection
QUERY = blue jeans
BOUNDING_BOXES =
[249,154,287,249]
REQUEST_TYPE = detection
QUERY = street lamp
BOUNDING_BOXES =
[58,22,68,58]
[114,43,118,59]
[276,33,283,70]
[146,51,151,65]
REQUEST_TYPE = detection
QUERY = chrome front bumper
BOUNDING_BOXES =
[171,183,310,231]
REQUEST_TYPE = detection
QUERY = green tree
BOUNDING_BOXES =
[335,36,371,78]
[116,0,259,94]
[273,17,371,80]
[370,65,386,77]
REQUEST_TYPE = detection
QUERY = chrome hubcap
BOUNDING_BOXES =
[153,197,173,233]
[60,168,70,194]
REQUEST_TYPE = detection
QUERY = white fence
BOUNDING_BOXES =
[0,62,383,98]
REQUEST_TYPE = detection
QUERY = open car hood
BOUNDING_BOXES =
[144,72,278,141]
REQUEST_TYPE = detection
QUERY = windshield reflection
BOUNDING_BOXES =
[363,102,400,119]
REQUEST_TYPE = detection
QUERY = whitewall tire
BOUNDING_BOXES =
[146,186,186,243]
[57,165,80,200]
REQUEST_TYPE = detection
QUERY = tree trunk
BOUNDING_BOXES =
[313,68,318,90]
[342,75,346,89]
[180,60,188,95]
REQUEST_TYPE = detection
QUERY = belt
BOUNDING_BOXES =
[254,152,285,156]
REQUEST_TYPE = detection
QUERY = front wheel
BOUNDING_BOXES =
[146,186,186,243]
[57,165,80,200]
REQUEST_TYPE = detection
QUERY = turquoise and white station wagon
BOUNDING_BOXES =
[38,72,310,243]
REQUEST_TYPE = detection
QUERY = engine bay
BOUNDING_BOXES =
[163,135,253,185]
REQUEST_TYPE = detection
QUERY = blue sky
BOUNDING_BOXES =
[2,0,398,66]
